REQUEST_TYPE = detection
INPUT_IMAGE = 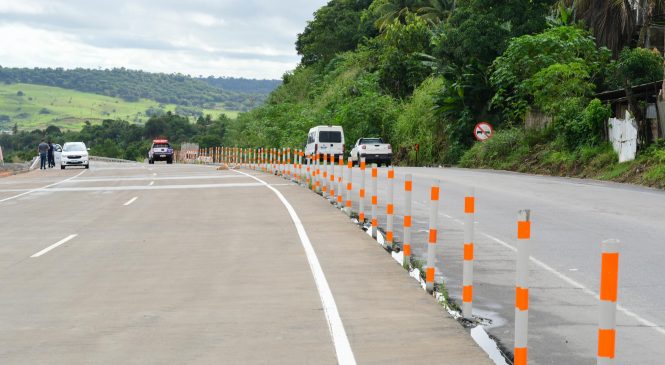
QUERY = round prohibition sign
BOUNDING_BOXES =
[474,122,494,141]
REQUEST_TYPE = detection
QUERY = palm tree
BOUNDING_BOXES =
[559,0,636,56]
[374,0,425,30]
[417,0,455,25]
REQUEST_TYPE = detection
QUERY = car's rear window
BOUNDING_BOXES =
[319,131,342,143]
[153,143,170,148]
[361,138,383,144]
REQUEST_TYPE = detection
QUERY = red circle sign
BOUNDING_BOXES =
[474,122,494,141]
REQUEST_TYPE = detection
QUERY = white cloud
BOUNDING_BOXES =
[0,0,330,79]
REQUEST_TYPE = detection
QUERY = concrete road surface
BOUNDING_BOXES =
[0,162,491,365]
[325,164,665,365]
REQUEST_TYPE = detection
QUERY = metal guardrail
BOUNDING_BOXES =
[89,156,138,163]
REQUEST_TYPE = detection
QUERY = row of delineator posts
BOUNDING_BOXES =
[184,146,621,365]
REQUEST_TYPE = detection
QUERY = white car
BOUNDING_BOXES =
[350,137,392,166]
[61,142,89,169]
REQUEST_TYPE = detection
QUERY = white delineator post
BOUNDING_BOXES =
[315,153,321,193]
[425,180,440,293]
[370,163,378,239]
[515,209,531,365]
[358,158,366,224]
[598,239,620,365]
[463,187,475,320]
[402,174,412,268]
[344,157,353,216]
[385,166,395,249]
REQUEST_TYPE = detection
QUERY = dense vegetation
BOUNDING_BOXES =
[219,0,665,187]
[0,67,279,111]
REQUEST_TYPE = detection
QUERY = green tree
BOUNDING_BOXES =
[295,0,374,66]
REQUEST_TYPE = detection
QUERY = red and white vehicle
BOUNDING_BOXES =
[350,137,392,166]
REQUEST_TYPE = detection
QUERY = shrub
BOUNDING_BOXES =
[605,47,663,89]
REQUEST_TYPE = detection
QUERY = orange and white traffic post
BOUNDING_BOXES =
[425,180,440,293]
[337,155,344,207]
[598,239,619,365]
[329,154,336,203]
[344,157,353,216]
[402,174,413,268]
[370,163,378,239]
[515,209,531,365]
[358,157,366,224]
[385,166,395,249]
[322,153,328,197]
[315,153,321,193]
[463,187,475,320]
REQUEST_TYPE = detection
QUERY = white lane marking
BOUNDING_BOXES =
[0,170,86,204]
[149,181,155,186]
[31,234,78,258]
[42,182,263,192]
[152,173,157,176]
[59,175,245,183]
[123,197,138,206]
[234,170,357,364]
[481,232,665,336]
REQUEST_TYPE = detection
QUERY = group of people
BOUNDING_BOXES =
[37,139,57,170]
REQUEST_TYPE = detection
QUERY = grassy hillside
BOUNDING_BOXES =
[0,83,237,131]
[0,67,272,111]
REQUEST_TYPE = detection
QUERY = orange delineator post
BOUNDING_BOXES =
[337,155,344,206]
[358,158,366,223]
[463,187,475,319]
[403,174,412,268]
[385,167,395,249]
[322,153,328,197]
[329,153,335,202]
[345,158,353,215]
[370,163,378,239]
[425,180,440,293]
[515,209,531,365]
[598,239,619,365]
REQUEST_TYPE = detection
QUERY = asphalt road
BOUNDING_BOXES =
[328,164,665,364]
[0,162,490,365]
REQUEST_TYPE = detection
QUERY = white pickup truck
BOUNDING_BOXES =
[350,137,392,166]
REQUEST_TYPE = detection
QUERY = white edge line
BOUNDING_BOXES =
[480,232,665,335]
[31,234,78,258]
[0,170,86,203]
[123,196,138,206]
[233,169,357,364]
[149,181,155,186]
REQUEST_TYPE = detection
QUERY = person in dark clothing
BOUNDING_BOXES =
[47,140,55,168]
[38,139,49,170]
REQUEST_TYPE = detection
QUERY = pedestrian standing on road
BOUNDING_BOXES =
[47,140,55,168]
[38,139,49,170]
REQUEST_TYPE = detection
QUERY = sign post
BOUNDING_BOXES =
[474,122,494,141]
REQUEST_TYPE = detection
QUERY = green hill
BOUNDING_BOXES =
[0,83,238,131]
[0,67,278,111]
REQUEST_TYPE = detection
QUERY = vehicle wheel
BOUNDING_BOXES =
[85,164,89,169]
[61,166,65,170]
[149,159,154,164]
[167,158,173,164]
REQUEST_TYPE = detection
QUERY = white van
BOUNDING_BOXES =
[305,125,345,160]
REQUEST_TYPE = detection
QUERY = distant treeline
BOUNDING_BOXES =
[0,112,230,162]
[200,76,281,94]
[0,67,279,111]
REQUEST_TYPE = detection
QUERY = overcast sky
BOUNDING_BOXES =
[0,0,329,79]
